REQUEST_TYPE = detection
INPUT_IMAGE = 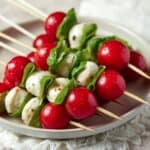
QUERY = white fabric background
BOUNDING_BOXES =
[0,0,150,150]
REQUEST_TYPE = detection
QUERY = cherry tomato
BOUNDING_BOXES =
[97,40,130,71]
[45,12,66,38]
[65,87,98,120]
[33,33,56,49]
[122,51,148,81]
[0,82,8,93]
[96,70,126,101]
[35,42,56,70]
[27,52,36,64]
[3,56,30,89]
[40,103,70,129]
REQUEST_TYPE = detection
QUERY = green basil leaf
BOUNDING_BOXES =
[47,40,69,72]
[70,61,86,78]
[68,48,93,77]
[87,37,105,53]
[40,75,54,99]
[57,8,77,40]
[11,93,33,117]
[54,79,77,105]
[0,92,7,114]
[87,65,106,91]
[79,23,97,49]
[29,100,45,128]
[20,63,36,88]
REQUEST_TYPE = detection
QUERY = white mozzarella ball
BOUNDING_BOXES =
[22,97,40,125]
[25,71,51,97]
[69,23,86,48]
[46,78,69,103]
[5,87,28,113]
[76,61,98,86]
[56,53,76,77]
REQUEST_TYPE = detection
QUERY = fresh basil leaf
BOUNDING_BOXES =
[70,61,86,78]
[0,92,7,114]
[54,79,77,105]
[40,75,54,99]
[79,23,97,49]
[68,48,93,77]
[87,37,105,53]
[47,40,69,72]
[57,8,77,40]
[29,100,45,128]
[20,63,36,88]
[87,65,106,91]
[11,93,33,117]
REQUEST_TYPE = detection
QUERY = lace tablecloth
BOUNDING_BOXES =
[0,0,150,150]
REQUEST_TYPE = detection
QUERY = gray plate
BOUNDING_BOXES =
[0,17,149,139]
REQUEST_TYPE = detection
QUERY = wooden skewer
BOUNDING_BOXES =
[0,60,6,66]
[0,32,36,52]
[6,0,46,21]
[128,64,150,80]
[124,91,150,105]
[0,14,36,40]
[69,121,93,132]
[0,41,26,56]
[96,107,121,120]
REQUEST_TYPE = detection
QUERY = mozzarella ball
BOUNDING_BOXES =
[69,23,86,48]
[5,87,28,113]
[76,61,98,86]
[47,78,69,103]
[22,97,40,125]
[25,71,51,97]
[56,53,76,77]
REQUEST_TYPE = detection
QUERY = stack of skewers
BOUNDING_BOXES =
[0,1,149,131]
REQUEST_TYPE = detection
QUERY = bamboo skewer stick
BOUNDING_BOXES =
[0,60,6,66]
[124,91,150,105]
[0,14,36,39]
[69,121,94,132]
[0,41,26,56]
[128,64,150,80]
[97,107,121,120]
[0,32,36,52]
[6,0,46,21]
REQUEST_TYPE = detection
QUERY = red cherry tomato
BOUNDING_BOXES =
[35,42,56,70]
[3,56,30,89]
[96,70,126,101]
[40,103,70,129]
[27,52,35,64]
[45,12,66,38]
[122,51,148,81]
[97,40,130,71]
[0,82,8,93]
[33,33,56,49]
[65,87,98,120]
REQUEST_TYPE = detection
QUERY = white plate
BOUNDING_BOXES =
[0,17,150,139]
